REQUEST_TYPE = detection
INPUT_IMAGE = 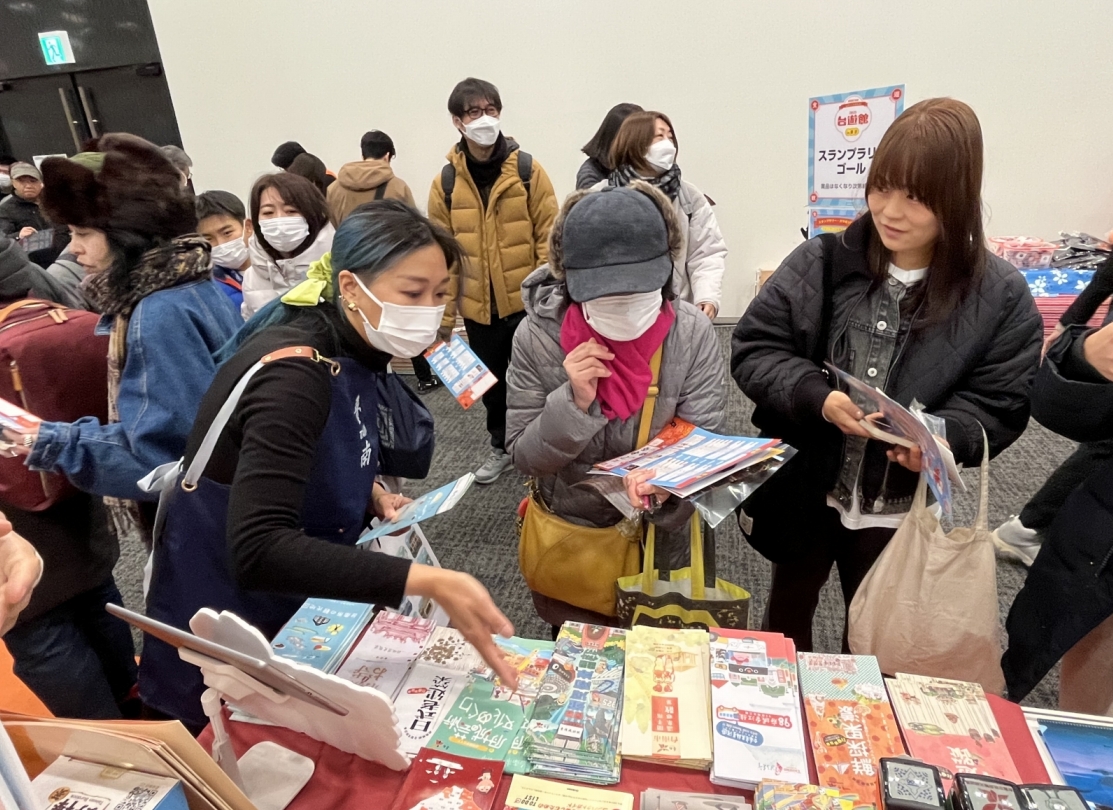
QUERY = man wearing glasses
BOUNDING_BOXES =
[429,77,557,485]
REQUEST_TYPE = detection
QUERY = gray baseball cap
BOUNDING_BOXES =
[561,186,672,303]
[9,162,41,181]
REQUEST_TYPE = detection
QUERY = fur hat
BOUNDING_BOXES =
[40,133,196,242]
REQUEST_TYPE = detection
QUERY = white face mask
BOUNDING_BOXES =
[581,290,663,342]
[259,216,310,253]
[462,115,501,148]
[0,174,10,194]
[210,238,248,269]
[352,273,446,358]
[645,139,677,172]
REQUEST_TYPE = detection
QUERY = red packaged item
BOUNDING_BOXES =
[391,748,503,810]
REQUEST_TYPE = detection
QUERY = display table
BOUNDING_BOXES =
[199,695,1048,809]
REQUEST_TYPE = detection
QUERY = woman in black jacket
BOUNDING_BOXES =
[732,98,1042,651]
[576,103,643,190]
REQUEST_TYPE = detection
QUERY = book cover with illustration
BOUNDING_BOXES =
[708,629,808,788]
[620,625,712,768]
[525,623,627,785]
[394,664,469,756]
[886,673,1019,790]
[269,598,374,674]
[797,653,906,805]
[391,748,503,810]
[429,637,554,767]
[335,610,436,697]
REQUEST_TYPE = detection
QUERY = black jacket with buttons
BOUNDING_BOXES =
[731,215,1043,508]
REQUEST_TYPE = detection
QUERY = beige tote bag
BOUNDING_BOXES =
[848,435,1005,695]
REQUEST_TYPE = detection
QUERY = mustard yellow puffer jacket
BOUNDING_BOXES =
[428,142,557,326]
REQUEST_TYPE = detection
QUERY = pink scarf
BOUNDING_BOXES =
[560,301,676,420]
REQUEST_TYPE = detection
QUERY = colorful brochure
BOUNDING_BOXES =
[391,748,503,810]
[394,663,470,756]
[525,623,627,785]
[591,418,784,498]
[361,475,475,542]
[709,629,808,788]
[426,335,497,409]
[886,673,1020,790]
[797,653,907,807]
[620,625,712,768]
[269,598,374,674]
[504,775,634,810]
[335,610,437,698]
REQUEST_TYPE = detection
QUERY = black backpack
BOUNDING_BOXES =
[441,150,532,211]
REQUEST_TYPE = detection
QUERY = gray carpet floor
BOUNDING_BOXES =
[112,326,1071,708]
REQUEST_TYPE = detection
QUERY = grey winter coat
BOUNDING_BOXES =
[506,266,727,621]
[732,215,1042,512]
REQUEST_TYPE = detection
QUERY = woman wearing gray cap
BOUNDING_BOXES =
[506,182,727,631]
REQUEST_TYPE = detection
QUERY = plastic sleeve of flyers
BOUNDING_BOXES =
[424,335,497,410]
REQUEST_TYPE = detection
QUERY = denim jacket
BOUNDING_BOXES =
[29,279,241,501]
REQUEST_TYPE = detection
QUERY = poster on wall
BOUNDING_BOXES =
[807,207,859,238]
[808,85,904,207]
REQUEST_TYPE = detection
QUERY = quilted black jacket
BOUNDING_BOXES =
[731,215,1042,507]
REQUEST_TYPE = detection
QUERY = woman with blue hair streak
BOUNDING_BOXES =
[139,201,517,730]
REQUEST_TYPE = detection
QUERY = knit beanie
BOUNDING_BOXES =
[39,133,196,241]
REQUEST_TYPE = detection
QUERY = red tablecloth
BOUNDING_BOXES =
[200,694,1048,809]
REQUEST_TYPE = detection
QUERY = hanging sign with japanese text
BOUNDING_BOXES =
[808,85,904,207]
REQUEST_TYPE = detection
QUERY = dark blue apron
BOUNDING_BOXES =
[139,356,381,729]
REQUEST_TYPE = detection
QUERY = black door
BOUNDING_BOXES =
[0,65,181,159]
[0,74,89,157]
[73,64,181,148]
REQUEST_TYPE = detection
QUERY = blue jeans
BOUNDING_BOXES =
[4,579,137,719]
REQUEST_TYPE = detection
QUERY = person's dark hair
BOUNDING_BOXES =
[249,172,330,261]
[160,145,192,176]
[864,97,985,324]
[220,200,463,358]
[610,111,678,177]
[582,103,644,170]
[361,130,396,160]
[0,154,17,167]
[447,78,502,119]
[271,141,306,169]
[196,190,246,224]
[287,153,332,197]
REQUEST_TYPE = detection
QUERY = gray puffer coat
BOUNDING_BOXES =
[506,266,728,623]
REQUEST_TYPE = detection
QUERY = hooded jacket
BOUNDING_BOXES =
[326,158,417,226]
[240,224,335,319]
[505,266,727,622]
[428,142,558,327]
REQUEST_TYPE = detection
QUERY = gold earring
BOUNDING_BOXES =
[344,298,358,311]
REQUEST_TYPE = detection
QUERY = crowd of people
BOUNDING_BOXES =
[0,77,1111,731]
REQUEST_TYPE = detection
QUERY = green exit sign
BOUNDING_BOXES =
[38,31,76,66]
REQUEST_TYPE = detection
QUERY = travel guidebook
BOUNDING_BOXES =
[592,418,786,498]
[335,611,437,698]
[797,653,906,805]
[269,598,374,674]
[429,637,555,770]
[361,475,476,543]
[708,629,808,789]
[886,673,1019,789]
[524,623,627,785]
[620,625,712,769]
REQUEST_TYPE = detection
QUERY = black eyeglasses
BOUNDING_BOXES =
[464,105,500,121]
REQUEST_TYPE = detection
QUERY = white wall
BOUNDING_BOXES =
[148,0,1113,318]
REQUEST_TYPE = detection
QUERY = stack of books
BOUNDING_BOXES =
[393,627,480,756]
[270,598,374,674]
[709,629,808,789]
[619,625,712,769]
[335,611,437,697]
[797,653,906,806]
[524,623,627,785]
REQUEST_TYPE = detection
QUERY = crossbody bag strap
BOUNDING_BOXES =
[635,345,665,449]
[181,346,340,490]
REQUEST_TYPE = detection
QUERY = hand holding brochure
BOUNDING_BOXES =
[0,396,41,456]
[591,418,785,498]
[825,363,959,515]
[360,474,475,542]
[426,335,498,409]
